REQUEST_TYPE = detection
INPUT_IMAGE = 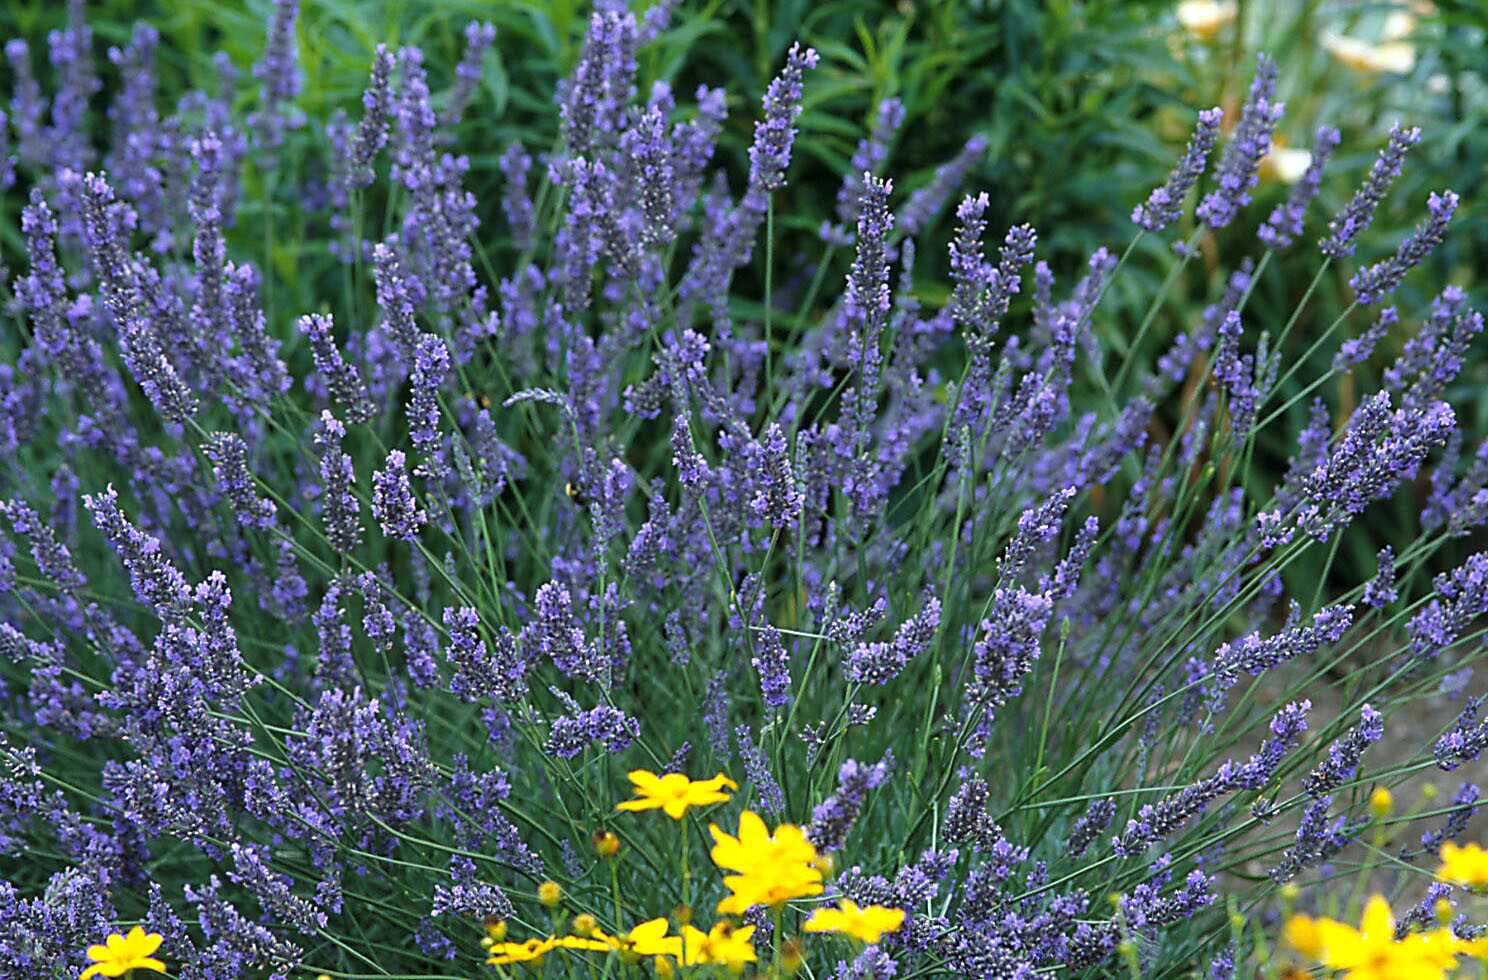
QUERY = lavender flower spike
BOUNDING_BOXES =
[346,45,395,190]
[748,42,820,195]
[1320,123,1421,259]
[204,432,277,530]
[443,22,497,130]
[1132,106,1223,232]
[1304,704,1385,797]
[899,134,989,238]
[1349,190,1459,305]
[251,0,306,158]
[299,313,375,424]
[1259,125,1341,250]
[371,449,427,542]
[1198,54,1283,229]
[808,752,894,852]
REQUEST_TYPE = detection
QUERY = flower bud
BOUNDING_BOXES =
[1370,786,1394,818]
[539,881,563,908]
[594,829,621,858]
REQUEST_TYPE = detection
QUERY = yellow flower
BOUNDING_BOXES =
[1439,842,1488,889]
[1286,895,1464,979]
[804,899,906,944]
[616,770,738,820]
[1371,787,1395,818]
[553,934,613,952]
[683,921,757,969]
[487,936,558,965]
[623,917,684,959]
[538,880,563,907]
[1176,0,1237,41]
[709,810,824,914]
[81,927,167,979]
[583,918,684,959]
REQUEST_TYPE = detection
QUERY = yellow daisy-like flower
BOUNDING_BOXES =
[623,917,685,959]
[804,898,906,944]
[616,770,738,820]
[683,921,758,969]
[582,917,686,959]
[486,936,558,965]
[709,810,824,914]
[81,927,167,979]
[552,934,613,952]
[1286,894,1464,979]
[1438,841,1488,889]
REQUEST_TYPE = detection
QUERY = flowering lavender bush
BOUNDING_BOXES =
[0,2,1484,977]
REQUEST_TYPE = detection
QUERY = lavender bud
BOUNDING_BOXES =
[751,624,792,710]
[346,45,395,189]
[1304,704,1384,797]
[809,752,894,852]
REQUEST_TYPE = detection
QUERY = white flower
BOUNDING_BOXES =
[1263,147,1313,185]
[1321,31,1416,75]
[1176,0,1237,41]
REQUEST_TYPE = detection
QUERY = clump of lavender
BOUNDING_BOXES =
[0,8,1480,979]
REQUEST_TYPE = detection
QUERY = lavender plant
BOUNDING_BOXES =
[0,6,1482,978]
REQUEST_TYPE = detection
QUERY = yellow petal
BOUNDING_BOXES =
[617,797,663,812]
[1360,895,1395,940]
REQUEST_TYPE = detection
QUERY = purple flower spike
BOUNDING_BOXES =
[1132,106,1223,232]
